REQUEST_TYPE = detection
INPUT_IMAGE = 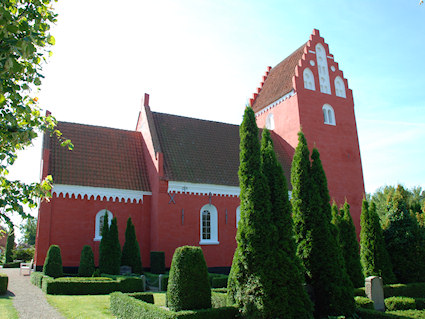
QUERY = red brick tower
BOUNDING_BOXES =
[252,29,365,234]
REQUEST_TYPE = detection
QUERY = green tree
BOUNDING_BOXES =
[108,217,121,275]
[0,0,72,225]
[336,201,364,288]
[19,217,37,246]
[5,228,15,263]
[166,246,211,311]
[227,106,272,318]
[98,213,110,273]
[360,200,395,284]
[259,129,313,318]
[42,244,63,278]
[383,185,425,283]
[121,217,142,274]
[78,245,95,277]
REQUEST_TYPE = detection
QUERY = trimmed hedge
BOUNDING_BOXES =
[354,287,366,297]
[129,292,155,304]
[385,296,416,311]
[41,275,144,295]
[43,245,63,278]
[30,271,47,288]
[78,245,95,277]
[209,274,228,288]
[1,262,21,268]
[150,251,165,274]
[110,292,239,319]
[384,283,425,298]
[355,308,407,318]
[212,288,227,294]
[0,273,8,295]
[211,292,227,308]
[355,296,374,310]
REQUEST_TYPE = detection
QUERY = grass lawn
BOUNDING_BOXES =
[46,295,115,319]
[0,295,19,319]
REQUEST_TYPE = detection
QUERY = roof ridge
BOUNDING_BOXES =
[152,111,240,127]
[57,121,138,134]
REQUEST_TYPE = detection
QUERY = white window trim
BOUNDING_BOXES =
[322,104,336,126]
[94,210,113,241]
[303,67,316,91]
[236,206,241,228]
[199,204,219,245]
[334,76,346,98]
[265,113,275,130]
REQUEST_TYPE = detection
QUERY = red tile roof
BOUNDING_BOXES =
[152,112,292,189]
[48,122,150,191]
[252,43,306,113]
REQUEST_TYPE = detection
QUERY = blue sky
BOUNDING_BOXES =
[8,1,425,216]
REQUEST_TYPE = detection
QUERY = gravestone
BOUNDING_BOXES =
[365,276,385,311]
[120,265,132,275]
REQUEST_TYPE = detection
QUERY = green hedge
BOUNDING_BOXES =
[355,308,408,318]
[384,283,425,298]
[0,273,8,295]
[211,288,227,294]
[210,274,228,288]
[2,262,21,268]
[355,296,374,309]
[385,296,416,311]
[414,298,425,310]
[41,275,144,295]
[211,292,227,308]
[110,292,239,319]
[30,272,47,288]
[354,287,366,297]
[128,292,155,304]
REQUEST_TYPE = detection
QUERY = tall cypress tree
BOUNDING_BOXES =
[360,200,395,284]
[384,185,425,283]
[227,106,272,318]
[337,201,364,288]
[98,212,110,273]
[5,228,15,263]
[121,217,142,274]
[108,217,121,275]
[259,129,313,318]
[309,147,354,317]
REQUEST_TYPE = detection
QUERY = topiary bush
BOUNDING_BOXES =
[0,273,8,295]
[78,245,95,277]
[166,246,211,311]
[43,245,63,278]
[121,217,142,274]
[355,296,374,309]
[5,230,14,263]
[385,296,416,311]
[150,251,165,274]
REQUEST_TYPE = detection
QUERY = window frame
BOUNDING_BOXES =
[94,209,113,241]
[322,104,336,126]
[199,204,219,245]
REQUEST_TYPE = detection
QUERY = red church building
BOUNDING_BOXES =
[35,29,365,272]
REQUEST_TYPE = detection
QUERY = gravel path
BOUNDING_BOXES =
[0,267,65,319]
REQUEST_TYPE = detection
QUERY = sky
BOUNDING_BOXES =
[6,0,425,224]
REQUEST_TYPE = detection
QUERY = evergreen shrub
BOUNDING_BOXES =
[384,283,425,298]
[78,245,95,277]
[5,231,14,263]
[166,246,211,311]
[150,251,165,274]
[0,273,8,295]
[211,275,228,288]
[121,217,142,274]
[385,296,416,311]
[1,261,20,268]
[110,292,238,319]
[43,245,63,278]
[355,308,404,318]
[355,296,374,309]
[30,271,47,288]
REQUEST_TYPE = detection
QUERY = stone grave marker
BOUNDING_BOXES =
[365,276,385,311]
[120,265,132,275]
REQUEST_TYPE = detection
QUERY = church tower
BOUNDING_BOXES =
[252,29,365,234]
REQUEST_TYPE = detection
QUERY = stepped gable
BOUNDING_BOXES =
[251,43,306,113]
[49,122,150,191]
[152,112,292,189]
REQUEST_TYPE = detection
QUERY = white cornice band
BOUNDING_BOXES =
[168,181,240,197]
[255,90,295,117]
[52,184,151,203]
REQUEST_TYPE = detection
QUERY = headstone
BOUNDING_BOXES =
[140,275,146,291]
[159,274,163,291]
[365,276,385,311]
[120,265,132,275]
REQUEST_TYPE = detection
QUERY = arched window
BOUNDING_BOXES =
[265,113,275,130]
[315,43,331,94]
[94,209,113,241]
[322,104,336,126]
[199,204,219,245]
[303,68,315,91]
[334,76,346,98]
[236,206,241,228]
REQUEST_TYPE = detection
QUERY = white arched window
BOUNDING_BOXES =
[315,43,331,94]
[236,206,241,228]
[334,76,346,98]
[94,209,113,241]
[303,68,315,91]
[199,204,219,245]
[265,113,275,130]
[322,104,336,126]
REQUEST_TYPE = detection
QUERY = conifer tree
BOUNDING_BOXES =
[5,229,14,263]
[337,201,364,288]
[227,106,272,318]
[98,212,110,273]
[108,217,121,275]
[43,244,63,278]
[384,185,425,283]
[309,148,354,316]
[259,129,313,318]
[121,217,142,274]
[78,245,95,277]
[360,200,395,283]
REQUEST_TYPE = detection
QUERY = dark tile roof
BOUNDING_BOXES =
[48,122,150,191]
[252,43,306,113]
[152,112,292,189]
